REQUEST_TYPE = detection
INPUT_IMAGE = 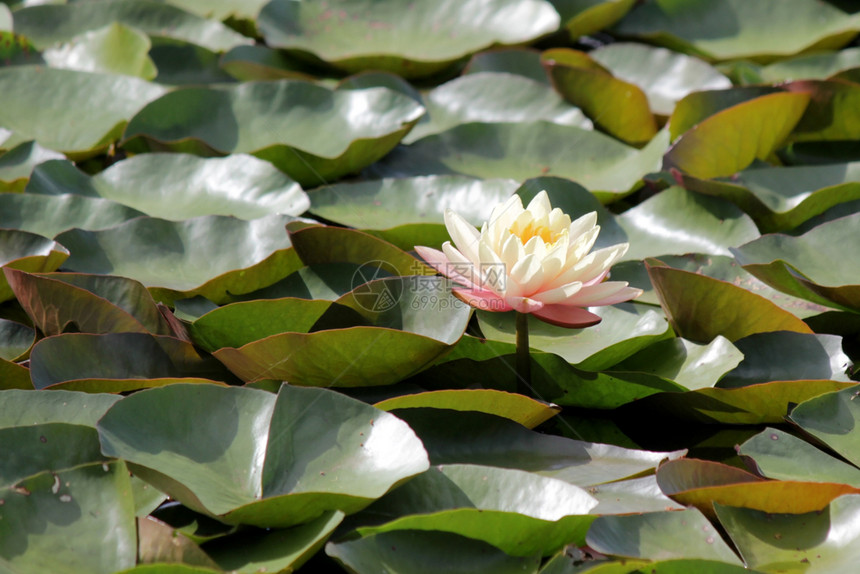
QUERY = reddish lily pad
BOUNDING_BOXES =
[0,229,69,303]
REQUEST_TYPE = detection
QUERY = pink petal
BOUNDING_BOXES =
[505,296,544,314]
[452,288,512,312]
[414,245,478,289]
[532,305,602,328]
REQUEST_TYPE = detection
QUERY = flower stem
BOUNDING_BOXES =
[515,312,531,395]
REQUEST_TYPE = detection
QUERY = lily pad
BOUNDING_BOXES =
[28,154,309,220]
[646,259,814,343]
[758,47,860,82]
[257,0,560,79]
[789,385,860,469]
[0,66,167,157]
[680,161,860,233]
[543,48,657,145]
[0,319,33,362]
[328,529,541,574]
[731,213,860,313]
[716,495,860,574]
[0,140,64,192]
[372,122,669,201]
[12,0,250,52]
[406,72,591,144]
[589,43,732,117]
[786,80,860,142]
[375,389,560,429]
[614,0,860,62]
[42,22,157,79]
[97,383,430,527]
[0,388,121,429]
[219,45,318,82]
[123,81,425,187]
[4,270,173,337]
[55,214,304,306]
[0,229,69,303]
[586,508,742,563]
[553,0,637,39]
[357,464,598,556]
[478,303,672,370]
[664,92,810,179]
[463,48,548,83]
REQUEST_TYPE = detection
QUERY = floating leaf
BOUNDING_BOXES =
[554,0,637,39]
[98,384,429,528]
[732,213,860,313]
[543,48,656,145]
[589,43,732,116]
[219,45,317,82]
[758,47,860,82]
[12,0,250,52]
[0,229,69,303]
[375,390,559,429]
[27,154,308,220]
[789,385,860,469]
[716,495,860,574]
[0,318,34,362]
[586,508,742,563]
[664,92,810,178]
[463,48,548,83]
[646,259,813,343]
[0,66,167,157]
[42,23,157,79]
[357,464,597,556]
[149,37,236,86]
[137,517,221,570]
[123,81,424,187]
[615,0,860,61]
[0,30,43,68]
[0,140,63,192]
[786,80,860,142]
[0,389,120,429]
[406,72,591,143]
[374,122,669,201]
[327,530,541,574]
[55,214,303,306]
[258,0,560,78]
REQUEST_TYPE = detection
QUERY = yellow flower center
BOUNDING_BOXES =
[510,218,564,247]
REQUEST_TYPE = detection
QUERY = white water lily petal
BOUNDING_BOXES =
[532,280,583,304]
[525,190,552,219]
[444,208,481,264]
[567,224,600,263]
[566,281,636,306]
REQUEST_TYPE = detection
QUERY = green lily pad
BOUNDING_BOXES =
[786,79,860,142]
[0,229,69,303]
[123,81,424,188]
[587,475,686,515]
[219,45,318,82]
[27,154,308,220]
[731,213,860,313]
[137,517,221,570]
[148,37,236,86]
[543,48,657,145]
[478,303,672,370]
[12,0,250,52]
[716,495,860,574]
[406,72,591,144]
[758,47,860,82]
[0,140,63,192]
[161,0,269,20]
[589,43,732,117]
[393,409,683,486]
[614,0,860,62]
[213,277,469,386]
[375,389,560,429]
[0,318,33,362]
[357,464,597,556]
[0,30,43,68]
[0,66,167,158]
[664,92,810,178]
[611,336,743,391]
[789,385,860,469]
[463,48,548,84]
[553,0,637,39]
[680,161,860,233]
[28,333,229,390]
[657,458,859,518]
[327,530,541,574]
[205,511,343,574]
[586,508,742,563]
[739,428,860,487]
[97,383,429,528]
[55,214,303,306]
[0,461,136,574]
[616,186,759,261]
[717,332,852,388]
[257,0,560,79]
[0,193,145,238]
[42,22,156,79]
[308,175,519,231]
[4,270,173,337]
[373,122,669,201]
[668,87,784,142]
[0,389,121,429]
[646,260,814,343]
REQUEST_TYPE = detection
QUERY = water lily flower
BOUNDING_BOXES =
[414,191,641,329]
